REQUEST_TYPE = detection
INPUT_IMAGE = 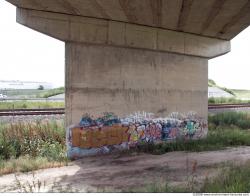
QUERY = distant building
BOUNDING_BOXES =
[208,87,234,98]
[0,80,53,89]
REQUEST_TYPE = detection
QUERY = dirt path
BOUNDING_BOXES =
[1,146,250,192]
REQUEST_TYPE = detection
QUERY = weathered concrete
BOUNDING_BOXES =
[16,8,230,59]
[6,0,250,40]
[65,43,208,125]
[12,7,229,127]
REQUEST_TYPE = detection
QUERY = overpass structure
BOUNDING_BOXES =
[5,0,250,157]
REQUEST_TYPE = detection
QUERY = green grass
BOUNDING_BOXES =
[0,156,67,175]
[208,79,216,87]
[208,97,250,104]
[1,111,250,176]
[0,121,68,175]
[232,89,250,99]
[1,89,46,98]
[209,111,250,130]
[200,162,250,192]
[208,79,235,96]
[134,112,250,155]
[0,101,64,109]
[37,87,64,98]
[137,161,250,193]
[135,128,250,155]
[0,87,64,99]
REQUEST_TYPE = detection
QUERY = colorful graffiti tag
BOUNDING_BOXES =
[67,112,207,159]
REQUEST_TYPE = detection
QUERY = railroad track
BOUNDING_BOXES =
[0,104,249,116]
[0,108,65,116]
[208,103,250,109]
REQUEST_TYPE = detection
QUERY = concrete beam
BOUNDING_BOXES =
[17,8,230,59]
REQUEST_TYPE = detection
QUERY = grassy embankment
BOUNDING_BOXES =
[208,79,250,104]
[0,87,65,109]
[2,87,64,99]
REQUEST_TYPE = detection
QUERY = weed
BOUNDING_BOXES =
[0,121,68,174]
[0,101,64,110]
[209,112,250,129]
[208,97,250,104]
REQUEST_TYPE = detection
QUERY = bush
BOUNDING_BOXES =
[0,121,66,161]
[40,141,66,162]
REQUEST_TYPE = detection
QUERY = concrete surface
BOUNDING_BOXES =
[16,8,230,59]
[65,43,208,125]
[6,0,250,40]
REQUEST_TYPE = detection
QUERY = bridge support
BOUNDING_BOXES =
[14,7,231,157]
[16,8,230,125]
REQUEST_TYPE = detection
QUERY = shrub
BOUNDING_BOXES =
[0,121,65,160]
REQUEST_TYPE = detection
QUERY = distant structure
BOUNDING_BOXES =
[208,87,234,98]
[0,80,53,90]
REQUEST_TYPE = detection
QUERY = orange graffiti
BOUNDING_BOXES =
[71,125,129,148]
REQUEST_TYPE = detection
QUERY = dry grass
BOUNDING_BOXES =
[0,156,68,176]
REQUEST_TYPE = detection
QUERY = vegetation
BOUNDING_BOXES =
[37,85,44,90]
[208,79,235,96]
[1,87,65,99]
[208,97,250,104]
[221,87,236,96]
[208,111,250,130]
[134,112,250,155]
[135,128,250,155]
[0,101,64,109]
[0,156,66,176]
[37,87,64,98]
[0,112,250,192]
[208,79,216,87]
[133,161,250,193]
[0,121,67,175]
[232,89,250,99]
[200,162,250,192]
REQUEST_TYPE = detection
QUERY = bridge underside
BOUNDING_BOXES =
[6,0,250,40]
[5,0,250,158]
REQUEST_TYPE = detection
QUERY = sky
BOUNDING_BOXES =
[0,1,250,90]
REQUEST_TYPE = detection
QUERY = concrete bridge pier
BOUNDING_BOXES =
[15,8,230,126]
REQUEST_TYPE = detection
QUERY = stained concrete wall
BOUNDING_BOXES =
[65,43,208,126]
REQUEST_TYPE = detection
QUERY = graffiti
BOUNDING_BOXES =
[67,112,207,159]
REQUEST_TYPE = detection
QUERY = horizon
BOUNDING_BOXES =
[1,1,250,90]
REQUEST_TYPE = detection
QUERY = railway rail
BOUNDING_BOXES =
[0,108,65,116]
[208,103,250,109]
[0,103,250,116]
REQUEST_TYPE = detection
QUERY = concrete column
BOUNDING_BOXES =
[65,43,208,125]
[15,7,230,126]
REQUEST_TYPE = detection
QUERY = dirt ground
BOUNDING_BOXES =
[1,146,250,192]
